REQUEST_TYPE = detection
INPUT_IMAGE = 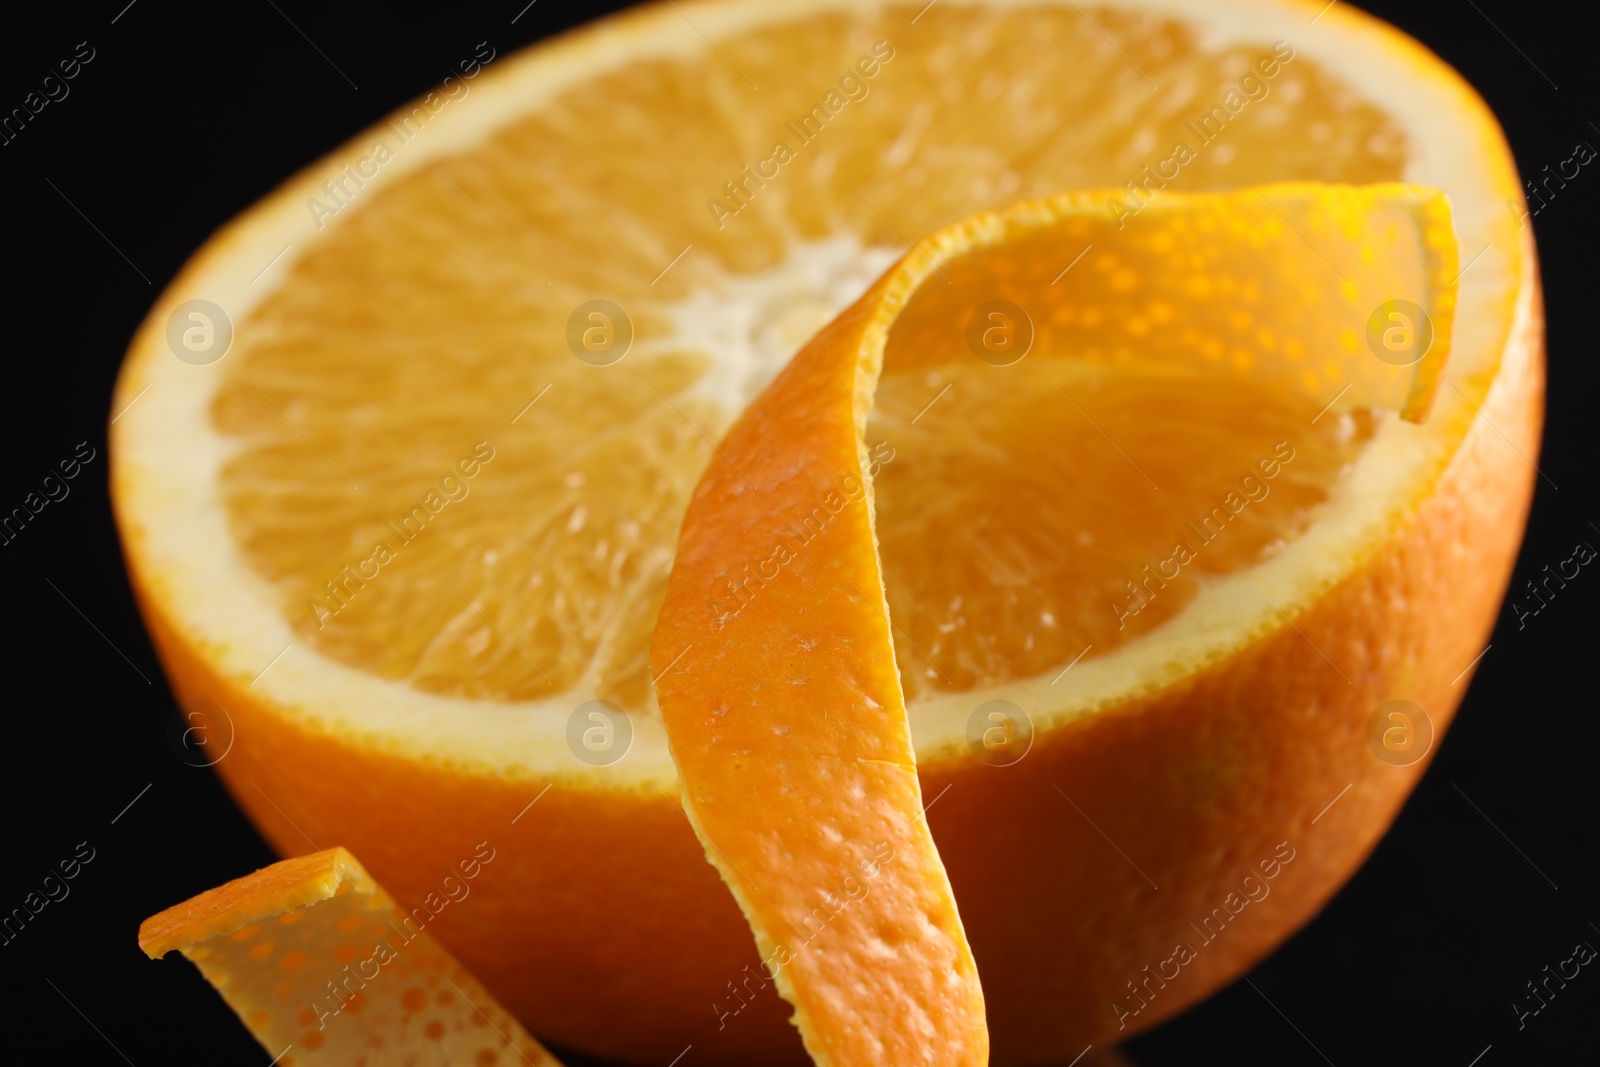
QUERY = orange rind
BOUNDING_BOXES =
[141,848,558,1066]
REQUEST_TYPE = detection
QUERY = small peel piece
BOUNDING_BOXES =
[140,847,558,1067]
[650,183,1457,1067]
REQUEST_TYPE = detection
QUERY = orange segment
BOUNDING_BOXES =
[650,183,1455,1064]
[140,848,558,1067]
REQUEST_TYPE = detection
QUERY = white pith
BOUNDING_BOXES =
[111,0,1530,787]
[665,235,905,414]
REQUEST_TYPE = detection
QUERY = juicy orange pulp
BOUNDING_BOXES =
[210,3,1409,715]
[874,363,1374,696]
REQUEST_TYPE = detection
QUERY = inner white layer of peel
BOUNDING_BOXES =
[659,235,903,415]
[113,0,1526,787]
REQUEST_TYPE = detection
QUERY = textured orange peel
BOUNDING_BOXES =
[140,847,559,1067]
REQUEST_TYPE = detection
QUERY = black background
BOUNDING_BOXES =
[0,2,1593,1064]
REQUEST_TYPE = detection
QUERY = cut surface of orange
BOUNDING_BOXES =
[651,182,1456,1066]
[140,848,558,1066]
[111,1,1540,1063]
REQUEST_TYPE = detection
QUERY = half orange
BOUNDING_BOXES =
[111,1,1540,1062]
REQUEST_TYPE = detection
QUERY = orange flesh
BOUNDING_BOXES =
[209,4,1411,710]
[140,848,557,1067]
[872,364,1376,698]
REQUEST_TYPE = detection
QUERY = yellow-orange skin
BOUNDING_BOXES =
[123,242,1541,1067]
